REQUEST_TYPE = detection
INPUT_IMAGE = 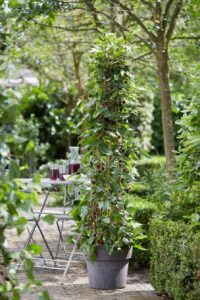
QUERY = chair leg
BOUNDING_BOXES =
[23,190,50,249]
[35,222,56,266]
[56,219,68,260]
[61,235,80,285]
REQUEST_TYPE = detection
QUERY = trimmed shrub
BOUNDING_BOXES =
[136,156,166,178]
[150,219,200,300]
[128,196,158,269]
[128,182,150,197]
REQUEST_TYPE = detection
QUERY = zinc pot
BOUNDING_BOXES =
[86,245,132,290]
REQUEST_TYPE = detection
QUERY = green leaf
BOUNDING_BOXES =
[42,214,55,225]
[110,181,119,194]
[33,174,41,184]
[38,291,51,300]
[134,244,146,251]
[96,186,103,192]
[8,0,25,8]
[25,140,35,152]
[6,134,27,144]
[98,201,104,209]
[9,159,20,179]
[122,237,129,245]
[88,235,95,245]
[23,258,34,280]
[12,288,20,300]
[27,244,43,255]
[114,213,122,222]
[16,217,27,235]
[134,235,147,240]
[81,206,88,217]
[31,191,39,205]
[0,143,10,157]
[102,217,110,224]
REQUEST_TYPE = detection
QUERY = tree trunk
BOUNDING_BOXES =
[72,49,83,96]
[156,37,176,178]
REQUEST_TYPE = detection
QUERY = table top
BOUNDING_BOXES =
[18,175,89,187]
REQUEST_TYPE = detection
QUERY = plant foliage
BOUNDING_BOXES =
[150,219,200,300]
[0,88,50,299]
[72,34,145,258]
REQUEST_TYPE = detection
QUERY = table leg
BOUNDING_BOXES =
[55,184,68,259]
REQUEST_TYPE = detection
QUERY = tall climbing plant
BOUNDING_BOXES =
[72,34,145,258]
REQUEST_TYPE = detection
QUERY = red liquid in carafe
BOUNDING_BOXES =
[69,163,80,174]
[50,169,59,180]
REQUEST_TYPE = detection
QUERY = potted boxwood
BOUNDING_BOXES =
[72,34,145,290]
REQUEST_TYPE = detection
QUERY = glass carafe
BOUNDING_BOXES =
[69,146,80,174]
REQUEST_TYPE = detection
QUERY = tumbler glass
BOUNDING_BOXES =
[50,164,59,180]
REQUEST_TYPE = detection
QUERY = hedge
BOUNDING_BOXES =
[128,195,157,269]
[135,156,166,178]
[149,219,200,300]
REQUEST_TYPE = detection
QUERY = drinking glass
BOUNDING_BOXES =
[50,164,59,180]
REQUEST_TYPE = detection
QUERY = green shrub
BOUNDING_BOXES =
[19,83,70,163]
[128,195,158,269]
[176,94,200,185]
[135,156,171,205]
[136,156,166,178]
[166,182,200,222]
[128,182,150,197]
[128,196,157,229]
[150,219,200,300]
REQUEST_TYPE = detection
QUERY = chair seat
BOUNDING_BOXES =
[32,209,72,219]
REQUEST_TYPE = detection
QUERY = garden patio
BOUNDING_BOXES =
[1,1,200,300]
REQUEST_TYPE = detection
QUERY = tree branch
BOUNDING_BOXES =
[63,2,127,35]
[55,0,85,5]
[84,5,128,33]
[136,60,156,71]
[98,11,127,33]
[135,34,156,53]
[84,0,102,31]
[132,51,152,61]
[32,19,97,32]
[166,0,183,43]
[163,0,174,31]
[172,35,200,40]
[110,0,157,42]
[154,1,162,31]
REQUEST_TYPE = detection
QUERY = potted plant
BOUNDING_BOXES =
[72,34,144,290]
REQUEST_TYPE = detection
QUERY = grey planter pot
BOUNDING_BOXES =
[86,245,132,290]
